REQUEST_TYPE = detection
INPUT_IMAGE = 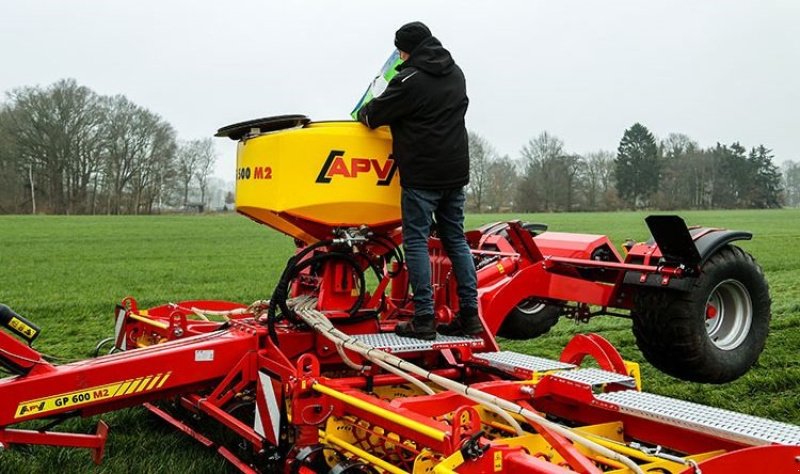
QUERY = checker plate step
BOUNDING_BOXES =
[552,368,637,388]
[351,333,483,353]
[596,390,800,446]
[472,351,576,373]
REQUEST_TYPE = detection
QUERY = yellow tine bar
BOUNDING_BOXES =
[433,467,458,474]
[594,454,628,470]
[312,383,447,442]
[129,313,170,330]
[581,433,672,463]
[322,431,409,474]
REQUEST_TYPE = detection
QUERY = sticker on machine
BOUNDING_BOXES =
[195,349,214,361]
[15,372,171,419]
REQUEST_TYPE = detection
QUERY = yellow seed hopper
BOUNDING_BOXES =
[219,115,400,243]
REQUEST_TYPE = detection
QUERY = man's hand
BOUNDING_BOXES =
[357,107,371,128]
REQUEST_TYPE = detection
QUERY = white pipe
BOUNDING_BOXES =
[335,341,370,372]
[294,300,645,474]
[372,357,436,396]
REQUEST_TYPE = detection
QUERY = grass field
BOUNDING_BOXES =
[0,209,798,473]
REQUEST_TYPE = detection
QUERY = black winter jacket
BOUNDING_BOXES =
[358,37,469,190]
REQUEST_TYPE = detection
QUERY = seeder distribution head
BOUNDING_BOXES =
[226,117,401,243]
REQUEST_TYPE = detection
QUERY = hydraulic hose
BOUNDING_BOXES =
[368,235,404,277]
[293,298,645,474]
[267,247,368,344]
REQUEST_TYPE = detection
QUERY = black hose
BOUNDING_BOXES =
[266,240,334,344]
[279,252,367,321]
[267,248,368,344]
[369,235,404,277]
[370,236,410,308]
[266,235,401,344]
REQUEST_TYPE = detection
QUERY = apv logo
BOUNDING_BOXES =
[17,401,46,417]
[315,150,397,186]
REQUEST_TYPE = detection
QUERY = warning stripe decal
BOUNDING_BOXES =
[124,378,143,395]
[146,374,161,391]
[136,377,153,393]
[255,371,282,444]
[15,372,172,419]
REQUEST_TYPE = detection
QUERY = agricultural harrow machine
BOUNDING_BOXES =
[1,116,798,473]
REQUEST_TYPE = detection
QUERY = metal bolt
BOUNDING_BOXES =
[519,386,534,395]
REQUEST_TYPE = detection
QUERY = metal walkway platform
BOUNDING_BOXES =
[552,367,637,389]
[351,333,483,354]
[471,351,800,447]
[596,390,800,446]
[472,351,576,374]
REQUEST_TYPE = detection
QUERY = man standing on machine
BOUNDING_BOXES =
[357,21,481,340]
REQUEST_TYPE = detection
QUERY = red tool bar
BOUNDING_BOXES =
[332,368,462,389]
[543,256,685,277]
[143,403,214,447]
[0,327,260,426]
[185,393,264,446]
[0,421,108,464]
[0,425,105,449]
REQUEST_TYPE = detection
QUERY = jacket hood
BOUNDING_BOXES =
[397,36,455,76]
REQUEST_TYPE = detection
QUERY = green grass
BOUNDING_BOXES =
[0,209,798,472]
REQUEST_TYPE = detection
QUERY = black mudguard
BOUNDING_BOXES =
[623,215,753,291]
[694,228,753,265]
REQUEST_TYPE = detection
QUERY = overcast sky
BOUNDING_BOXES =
[2,1,798,180]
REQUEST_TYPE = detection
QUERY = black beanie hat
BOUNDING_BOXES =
[394,21,432,54]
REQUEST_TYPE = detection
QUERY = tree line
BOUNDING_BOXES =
[1,79,794,215]
[467,123,792,212]
[0,79,218,215]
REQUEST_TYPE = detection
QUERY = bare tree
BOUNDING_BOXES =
[583,150,615,210]
[102,95,176,214]
[467,131,495,212]
[193,138,217,211]
[655,133,701,209]
[784,161,800,207]
[59,83,107,214]
[176,140,200,208]
[103,96,140,214]
[0,106,24,212]
[4,79,106,214]
[0,79,185,215]
[661,133,698,159]
[562,154,584,211]
[129,119,176,214]
[484,155,518,212]
[517,131,567,211]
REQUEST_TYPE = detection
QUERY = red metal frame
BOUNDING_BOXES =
[0,220,794,472]
[0,421,108,464]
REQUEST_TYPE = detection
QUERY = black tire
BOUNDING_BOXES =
[632,245,771,383]
[497,299,561,339]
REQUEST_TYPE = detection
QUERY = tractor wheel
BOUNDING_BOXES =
[497,299,561,340]
[632,245,771,383]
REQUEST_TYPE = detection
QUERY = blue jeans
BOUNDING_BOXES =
[401,187,478,318]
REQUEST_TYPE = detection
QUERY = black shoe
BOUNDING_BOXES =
[395,316,436,340]
[437,308,483,336]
